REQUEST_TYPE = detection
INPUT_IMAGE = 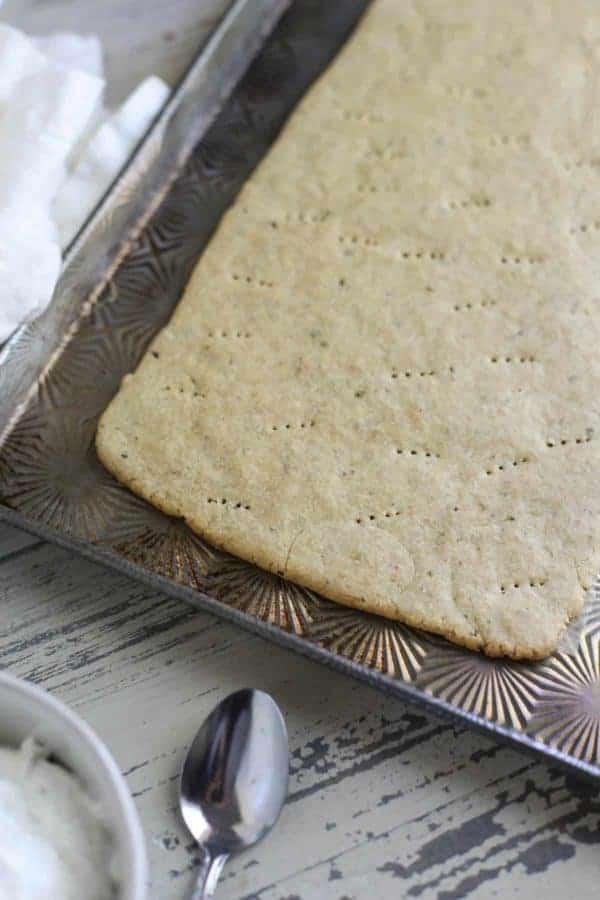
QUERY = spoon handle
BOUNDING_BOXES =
[190,848,228,899]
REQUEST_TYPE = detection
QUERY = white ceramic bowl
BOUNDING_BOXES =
[0,669,148,900]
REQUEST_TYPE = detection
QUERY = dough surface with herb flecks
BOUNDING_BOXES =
[97,0,600,658]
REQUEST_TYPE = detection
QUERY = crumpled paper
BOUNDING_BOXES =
[0,21,169,342]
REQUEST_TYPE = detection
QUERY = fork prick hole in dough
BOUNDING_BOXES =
[569,219,600,234]
[270,421,315,432]
[338,234,448,259]
[390,368,439,380]
[489,354,535,364]
[206,497,250,511]
[230,272,273,288]
[396,448,440,458]
[206,330,251,339]
[546,433,593,449]
[356,509,401,524]
[500,579,547,592]
[484,456,530,475]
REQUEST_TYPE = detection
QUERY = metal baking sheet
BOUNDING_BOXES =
[1,0,599,781]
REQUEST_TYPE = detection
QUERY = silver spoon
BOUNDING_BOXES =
[179,688,289,899]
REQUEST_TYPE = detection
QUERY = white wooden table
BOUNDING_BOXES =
[1,2,599,897]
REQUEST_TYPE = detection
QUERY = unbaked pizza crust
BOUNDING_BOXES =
[97,0,600,659]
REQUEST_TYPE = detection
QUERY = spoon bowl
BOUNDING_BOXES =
[179,689,289,898]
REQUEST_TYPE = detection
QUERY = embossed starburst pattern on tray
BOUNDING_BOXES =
[113,505,218,590]
[1,0,600,780]
[309,603,427,681]
[527,627,600,765]
[206,557,318,636]
[416,640,542,731]
[0,408,136,541]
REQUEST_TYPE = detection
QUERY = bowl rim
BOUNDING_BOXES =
[0,669,148,900]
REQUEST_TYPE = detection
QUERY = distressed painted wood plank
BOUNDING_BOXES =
[0,522,42,562]
[0,542,598,899]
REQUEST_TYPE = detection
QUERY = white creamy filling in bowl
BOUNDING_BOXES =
[0,670,147,900]
[0,738,118,899]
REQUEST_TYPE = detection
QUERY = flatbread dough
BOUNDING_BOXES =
[97,0,600,658]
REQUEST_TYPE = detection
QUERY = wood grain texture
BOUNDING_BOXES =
[1,1,599,897]
[0,523,599,899]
